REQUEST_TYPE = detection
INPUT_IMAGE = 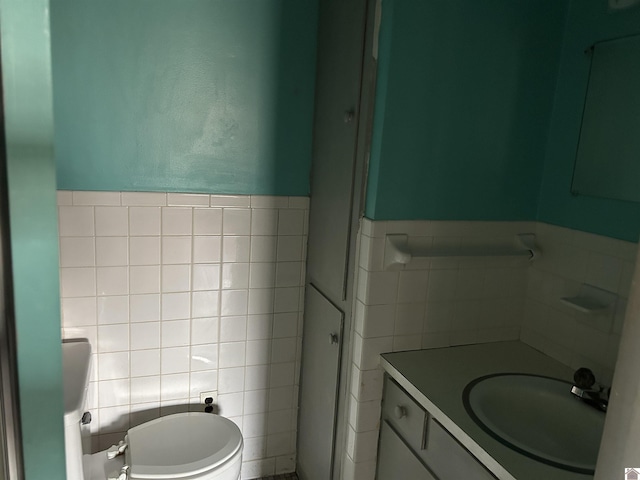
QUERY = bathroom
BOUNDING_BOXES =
[1,0,640,479]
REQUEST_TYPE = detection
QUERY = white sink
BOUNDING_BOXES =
[463,373,605,474]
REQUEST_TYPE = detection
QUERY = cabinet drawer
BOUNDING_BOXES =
[377,421,437,480]
[419,418,497,480]
[382,376,427,451]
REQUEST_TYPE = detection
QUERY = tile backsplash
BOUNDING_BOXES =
[343,218,637,480]
[57,191,308,479]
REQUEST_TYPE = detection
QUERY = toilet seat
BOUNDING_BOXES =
[124,413,243,479]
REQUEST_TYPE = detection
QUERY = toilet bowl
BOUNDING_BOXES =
[62,340,243,480]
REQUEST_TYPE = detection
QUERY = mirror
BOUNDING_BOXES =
[571,35,640,203]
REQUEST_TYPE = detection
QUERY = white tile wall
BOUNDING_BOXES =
[521,223,636,387]
[58,191,308,479]
[344,218,637,480]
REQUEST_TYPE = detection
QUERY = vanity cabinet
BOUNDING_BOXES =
[377,375,497,480]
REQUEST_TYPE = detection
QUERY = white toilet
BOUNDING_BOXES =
[62,340,243,480]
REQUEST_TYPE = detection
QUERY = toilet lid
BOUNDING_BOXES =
[126,413,243,479]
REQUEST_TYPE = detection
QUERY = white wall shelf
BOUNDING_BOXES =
[561,284,617,314]
[383,233,538,270]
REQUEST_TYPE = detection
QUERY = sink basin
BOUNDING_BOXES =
[463,373,605,474]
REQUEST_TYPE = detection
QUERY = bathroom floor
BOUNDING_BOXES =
[258,474,299,480]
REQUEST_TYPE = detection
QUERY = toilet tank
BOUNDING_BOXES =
[62,339,92,480]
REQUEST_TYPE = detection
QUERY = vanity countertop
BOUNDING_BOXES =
[380,341,596,480]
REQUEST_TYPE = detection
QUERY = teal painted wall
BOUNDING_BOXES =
[537,0,640,242]
[51,0,318,196]
[0,0,66,478]
[366,0,568,221]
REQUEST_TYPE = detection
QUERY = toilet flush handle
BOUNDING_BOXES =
[106,440,128,459]
[107,465,129,480]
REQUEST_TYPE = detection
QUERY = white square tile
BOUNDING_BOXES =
[397,270,429,303]
[272,313,297,338]
[161,292,191,320]
[59,237,95,267]
[162,208,192,235]
[189,370,218,397]
[130,376,160,404]
[58,206,95,236]
[129,266,160,294]
[96,237,128,266]
[274,288,300,313]
[167,193,209,207]
[98,324,129,353]
[130,349,160,377]
[220,316,247,342]
[245,340,271,366]
[247,315,273,341]
[161,320,190,347]
[95,207,128,236]
[161,346,190,374]
[96,267,128,296]
[62,326,97,347]
[98,378,130,407]
[250,196,288,209]
[129,237,161,265]
[193,264,221,291]
[242,413,268,438]
[395,303,425,335]
[222,263,250,290]
[61,297,97,327]
[277,237,303,262]
[192,290,220,318]
[72,191,121,206]
[210,195,250,207]
[250,237,277,263]
[130,322,160,350]
[275,262,303,288]
[269,363,294,388]
[191,317,219,345]
[218,367,245,394]
[160,373,190,401]
[98,352,129,380]
[244,389,269,415]
[57,190,73,206]
[267,409,291,435]
[62,297,97,326]
[222,237,250,263]
[245,365,269,391]
[191,237,220,266]
[251,209,278,236]
[193,208,222,235]
[268,386,294,412]
[218,392,245,418]
[248,289,275,315]
[98,405,130,434]
[129,207,161,236]
[191,344,219,371]
[162,236,192,264]
[61,267,96,297]
[278,210,304,236]
[249,263,276,289]
[270,338,296,364]
[219,342,246,368]
[223,209,251,236]
[288,196,309,210]
[130,294,161,323]
[221,290,249,316]
[97,296,129,324]
[121,192,166,206]
[358,270,398,305]
[161,264,191,292]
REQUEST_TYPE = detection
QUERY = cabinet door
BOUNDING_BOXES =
[377,421,437,480]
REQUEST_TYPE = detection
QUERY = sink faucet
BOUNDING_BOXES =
[570,367,609,413]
